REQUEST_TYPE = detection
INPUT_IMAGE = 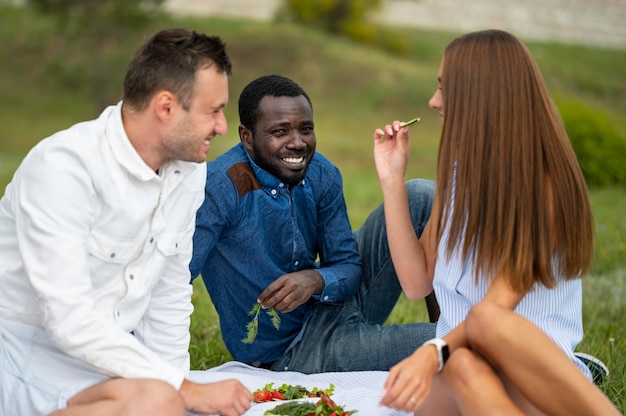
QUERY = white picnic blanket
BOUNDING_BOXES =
[188,361,410,416]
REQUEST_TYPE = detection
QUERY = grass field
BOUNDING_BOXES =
[1,4,624,412]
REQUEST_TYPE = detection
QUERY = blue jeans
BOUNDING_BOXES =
[273,179,437,373]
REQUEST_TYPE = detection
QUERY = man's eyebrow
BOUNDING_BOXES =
[266,121,291,129]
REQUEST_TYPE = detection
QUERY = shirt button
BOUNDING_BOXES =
[294,261,299,266]
[116,311,120,317]
[175,170,180,174]
[110,252,115,258]
[271,189,277,195]
[279,183,284,188]
[149,237,154,243]
[129,274,134,280]
[323,296,329,301]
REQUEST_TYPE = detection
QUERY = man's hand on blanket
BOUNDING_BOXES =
[180,378,252,415]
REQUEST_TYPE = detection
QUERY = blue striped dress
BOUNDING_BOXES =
[433,200,592,379]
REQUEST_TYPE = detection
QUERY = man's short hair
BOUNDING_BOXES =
[238,75,312,134]
[123,28,232,112]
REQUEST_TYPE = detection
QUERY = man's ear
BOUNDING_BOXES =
[153,91,176,121]
[239,124,253,150]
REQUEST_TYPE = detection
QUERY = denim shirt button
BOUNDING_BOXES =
[294,261,299,266]
[323,295,329,301]
[271,189,277,195]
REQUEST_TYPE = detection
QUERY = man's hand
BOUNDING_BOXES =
[180,379,251,416]
[257,270,325,313]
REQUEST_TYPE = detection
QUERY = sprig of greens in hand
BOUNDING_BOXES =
[400,117,420,127]
[242,303,281,344]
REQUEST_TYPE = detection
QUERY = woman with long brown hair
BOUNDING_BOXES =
[374,29,619,415]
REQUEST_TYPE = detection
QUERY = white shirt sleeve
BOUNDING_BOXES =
[12,135,193,389]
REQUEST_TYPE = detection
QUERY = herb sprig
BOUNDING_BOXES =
[242,303,281,344]
[400,117,420,127]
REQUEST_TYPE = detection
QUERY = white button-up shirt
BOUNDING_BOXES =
[0,103,206,389]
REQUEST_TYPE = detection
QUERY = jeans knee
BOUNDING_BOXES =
[406,178,435,196]
[405,179,435,233]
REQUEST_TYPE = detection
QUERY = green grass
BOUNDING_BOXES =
[1,4,625,412]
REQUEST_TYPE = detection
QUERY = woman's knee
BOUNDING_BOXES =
[465,302,515,353]
[444,348,488,390]
[103,378,185,416]
[443,349,526,416]
[130,379,185,416]
[65,377,184,416]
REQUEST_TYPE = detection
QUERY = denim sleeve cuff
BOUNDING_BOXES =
[313,269,339,302]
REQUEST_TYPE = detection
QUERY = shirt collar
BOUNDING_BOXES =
[104,102,159,182]
[105,102,196,182]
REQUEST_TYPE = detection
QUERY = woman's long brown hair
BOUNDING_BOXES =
[434,30,593,292]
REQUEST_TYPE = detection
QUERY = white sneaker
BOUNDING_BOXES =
[574,352,609,385]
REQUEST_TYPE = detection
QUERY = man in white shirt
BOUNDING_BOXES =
[0,28,251,416]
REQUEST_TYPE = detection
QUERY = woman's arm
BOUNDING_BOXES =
[374,121,435,298]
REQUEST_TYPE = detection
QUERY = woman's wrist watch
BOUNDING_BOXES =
[423,338,450,372]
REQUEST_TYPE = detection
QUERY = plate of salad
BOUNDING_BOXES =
[252,383,356,415]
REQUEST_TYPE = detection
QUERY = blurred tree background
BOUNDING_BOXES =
[277,0,410,54]
[26,0,166,110]
[22,0,624,187]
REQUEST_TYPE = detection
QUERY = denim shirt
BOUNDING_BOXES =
[190,143,361,364]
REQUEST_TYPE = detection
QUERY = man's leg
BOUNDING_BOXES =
[284,301,436,373]
[51,378,185,416]
[282,180,436,373]
[352,178,435,324]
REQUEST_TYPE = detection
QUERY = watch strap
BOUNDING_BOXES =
[423,338,449,372]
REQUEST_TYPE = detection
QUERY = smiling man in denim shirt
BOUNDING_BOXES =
[190,74,436,374]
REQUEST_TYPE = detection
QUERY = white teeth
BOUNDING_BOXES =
[283,157,304,164]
